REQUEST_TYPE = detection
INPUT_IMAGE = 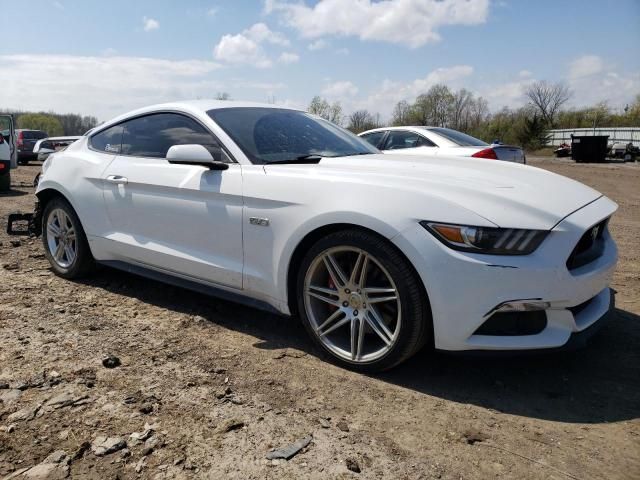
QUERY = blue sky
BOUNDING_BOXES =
[0,0,638,121]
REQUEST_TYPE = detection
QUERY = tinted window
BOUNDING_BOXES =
[23,131,47,140]
[90,125,124,153]
[360,131,386,148]
[427,128,488,147]
[208,108,378,164]
[121,113,223,159]
[383,131,435,150]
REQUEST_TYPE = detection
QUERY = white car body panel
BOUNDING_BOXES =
[36,100,617,352]
[360,126,526,163]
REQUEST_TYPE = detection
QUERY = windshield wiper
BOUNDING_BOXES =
[266,154,324,165]
[341,152,376,157]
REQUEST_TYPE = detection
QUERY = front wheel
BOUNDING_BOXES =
[42,197,95,278]
[296,229,431,372]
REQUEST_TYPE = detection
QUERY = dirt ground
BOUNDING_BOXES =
[0,158,638,480]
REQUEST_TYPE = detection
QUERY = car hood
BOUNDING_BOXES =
[301,154,602,230]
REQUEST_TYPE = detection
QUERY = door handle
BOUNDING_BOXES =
[106,175,128,185]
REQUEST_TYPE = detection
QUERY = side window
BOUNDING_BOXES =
[383,131,435,150]
[360,131,386,148]
[120,113,228,161]
[90,125,124,154]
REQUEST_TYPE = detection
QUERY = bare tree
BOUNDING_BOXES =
[347,110,381,133]
[215,92,231,100]
[308,96,343,125]
[524,80,571,127]
[391,100,413,126]
[412,84,454,127]
[451,88,473,130]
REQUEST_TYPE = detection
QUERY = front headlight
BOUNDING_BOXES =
[420,221,548,255]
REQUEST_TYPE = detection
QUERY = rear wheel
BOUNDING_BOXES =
[296,229,431,372]
[42,197,95,278]
[0,172,9,192]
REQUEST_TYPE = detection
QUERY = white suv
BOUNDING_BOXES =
[0,115,16,191]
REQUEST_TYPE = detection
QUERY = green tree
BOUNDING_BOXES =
[17,113,64,136]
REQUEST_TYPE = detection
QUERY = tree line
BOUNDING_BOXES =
[0,110,99,136]
[309,81,640,150]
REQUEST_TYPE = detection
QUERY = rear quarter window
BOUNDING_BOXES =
[90,125,124,153]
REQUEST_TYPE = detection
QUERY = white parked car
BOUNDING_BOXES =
[31,100,617,371]
[33,136,82,161]
[359,126,526,163]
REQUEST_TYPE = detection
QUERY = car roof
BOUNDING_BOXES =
[94,99,303,135]
[359,126,439,135]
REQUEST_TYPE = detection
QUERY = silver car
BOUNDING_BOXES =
[359,126,526,163]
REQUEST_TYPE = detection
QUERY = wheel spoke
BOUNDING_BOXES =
[323,254,348,287]
[64,244,75,263]
[317,311,350,337]
[350,317,366,361]
[367,294,398,304]
[365,306,393,345]
[363,287,396,294]
[349,252,365,285]
[54,241,65,262]
[59,211,70,229]
[358,255,369,287]
[306,285,340,307]
[47,222,61,237]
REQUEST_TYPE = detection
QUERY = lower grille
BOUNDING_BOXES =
[474,311,547,336]
[566,218,608,270]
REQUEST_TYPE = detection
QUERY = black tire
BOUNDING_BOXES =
[296,229,431,372]
[0,172,9,192]
[42,197,95,278]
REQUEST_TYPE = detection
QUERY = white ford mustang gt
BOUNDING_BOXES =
[33,100,618,371]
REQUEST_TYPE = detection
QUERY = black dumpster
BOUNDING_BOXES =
[571,135,609,163]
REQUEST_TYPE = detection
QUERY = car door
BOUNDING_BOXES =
[381,130,439,155]
[0,115,17,168]
[100,112,244,289]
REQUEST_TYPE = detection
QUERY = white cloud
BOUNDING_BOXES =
[568,54,604,80]
[143,16,160,32]
[335,48,349,55]
[322,80,359,97]
[518,70,532,78]
[278,52,300,64]
[213,23,289,68]
[308,39,328,51]
[345,65,474,119]
[0,54,223,120]
[207,7,219,17]
[102,48,118,57]
[568,70,639,109]
[266,0,489,48]
[480,78,534,109]
[244,22,289,46]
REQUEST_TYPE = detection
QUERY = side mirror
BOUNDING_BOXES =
[166,144,229,170]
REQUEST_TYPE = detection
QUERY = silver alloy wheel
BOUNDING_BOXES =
[46,208,77,269]
[303,247,402,363]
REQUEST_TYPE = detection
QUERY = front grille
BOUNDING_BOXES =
[473,311,547,336]
[566,218,608,270]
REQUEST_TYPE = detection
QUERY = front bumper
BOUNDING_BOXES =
[394,195,618,352]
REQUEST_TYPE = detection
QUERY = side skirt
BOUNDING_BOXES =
[98,260,284,316]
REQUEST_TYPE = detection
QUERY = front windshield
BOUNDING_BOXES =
[427,127,489,147]
[207,107,379,164]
